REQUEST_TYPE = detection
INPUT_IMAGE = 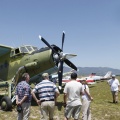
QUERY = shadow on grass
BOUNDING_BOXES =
[56,101,64,111]
[108,101,114,103]
[89,85,96,88]
[107,101,119,104]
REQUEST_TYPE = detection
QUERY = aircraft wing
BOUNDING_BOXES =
[0,44,13,56]
[51,70,73,79]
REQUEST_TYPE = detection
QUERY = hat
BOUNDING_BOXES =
[112,74,116,77]
[42,73,49,77]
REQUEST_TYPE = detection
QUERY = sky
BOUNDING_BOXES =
[0,0,120,69]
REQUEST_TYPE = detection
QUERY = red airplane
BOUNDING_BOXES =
[62,76,96,85]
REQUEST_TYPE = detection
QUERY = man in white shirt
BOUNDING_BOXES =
[108,74,120,103]
[63,72,84,120]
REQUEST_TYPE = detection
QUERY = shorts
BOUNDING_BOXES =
[64,105,81,119]
[111,91,118,96]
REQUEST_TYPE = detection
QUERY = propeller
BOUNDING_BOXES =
[39,35,58,55]
[58,61,63,87]
[64,59,77,71]
[39,32,77,88]
[61,31,65,51]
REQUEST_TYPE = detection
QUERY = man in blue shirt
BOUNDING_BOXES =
[15,73,32,120]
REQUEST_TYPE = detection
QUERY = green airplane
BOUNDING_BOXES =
[0,32,77,111]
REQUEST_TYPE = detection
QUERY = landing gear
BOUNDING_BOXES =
[0,96,12,111]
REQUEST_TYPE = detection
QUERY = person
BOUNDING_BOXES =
[107,74,120,103]
[31,73,60,120]
[52,78,57,85]
[15,73,32,120]
[81,79,93,120]
[63,72,84,120]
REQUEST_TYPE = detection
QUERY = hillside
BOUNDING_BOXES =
[63,66,120,76]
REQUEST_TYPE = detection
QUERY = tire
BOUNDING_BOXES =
[0,96,12,111]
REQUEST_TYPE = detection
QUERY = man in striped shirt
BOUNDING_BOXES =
[31,73,60,120]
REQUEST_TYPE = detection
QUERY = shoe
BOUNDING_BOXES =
[113,101,115,103]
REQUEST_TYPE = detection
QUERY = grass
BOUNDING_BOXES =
[1,77,120,120]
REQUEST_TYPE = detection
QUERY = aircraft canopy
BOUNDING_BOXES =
[10,45,38,57]
[20,45,38,53]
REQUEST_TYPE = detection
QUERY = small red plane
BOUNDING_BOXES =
[82,71,112,81]
[62,76,96,85]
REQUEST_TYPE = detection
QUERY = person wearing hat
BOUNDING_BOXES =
[63,72,84,120]
[31,72,60,120]
[81,79,93,120]
[107,74,120,103]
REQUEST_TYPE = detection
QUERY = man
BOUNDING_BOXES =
[31,73,60,120]
[107,74,120,103]
[63,72,84,120]
[15,73,32,120]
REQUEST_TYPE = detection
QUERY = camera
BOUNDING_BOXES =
[17,105,22,113]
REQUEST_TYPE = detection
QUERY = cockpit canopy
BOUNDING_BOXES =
[20,45,38,53]
[10,45,38,57]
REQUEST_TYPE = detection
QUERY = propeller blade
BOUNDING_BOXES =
[64,59,77,71]
[58,61,63,87]
[39,35,58,54]
[61,31,65,50]
[63,53,77,59]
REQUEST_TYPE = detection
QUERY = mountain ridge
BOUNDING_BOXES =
[63,66,120,76]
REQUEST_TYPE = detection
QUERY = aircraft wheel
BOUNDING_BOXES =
[1,96,12,111]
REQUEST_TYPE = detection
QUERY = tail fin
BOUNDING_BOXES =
[104,71,112,78]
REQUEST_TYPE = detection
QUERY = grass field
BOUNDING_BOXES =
[1,77,120,120]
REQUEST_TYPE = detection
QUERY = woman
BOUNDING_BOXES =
[81,79,93,120]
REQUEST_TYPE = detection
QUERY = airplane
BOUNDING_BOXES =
[0,32,77,111]
[61,71,112,85]
[62,75,96,85]
[50,69,74,81]
[83,71,112,81]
